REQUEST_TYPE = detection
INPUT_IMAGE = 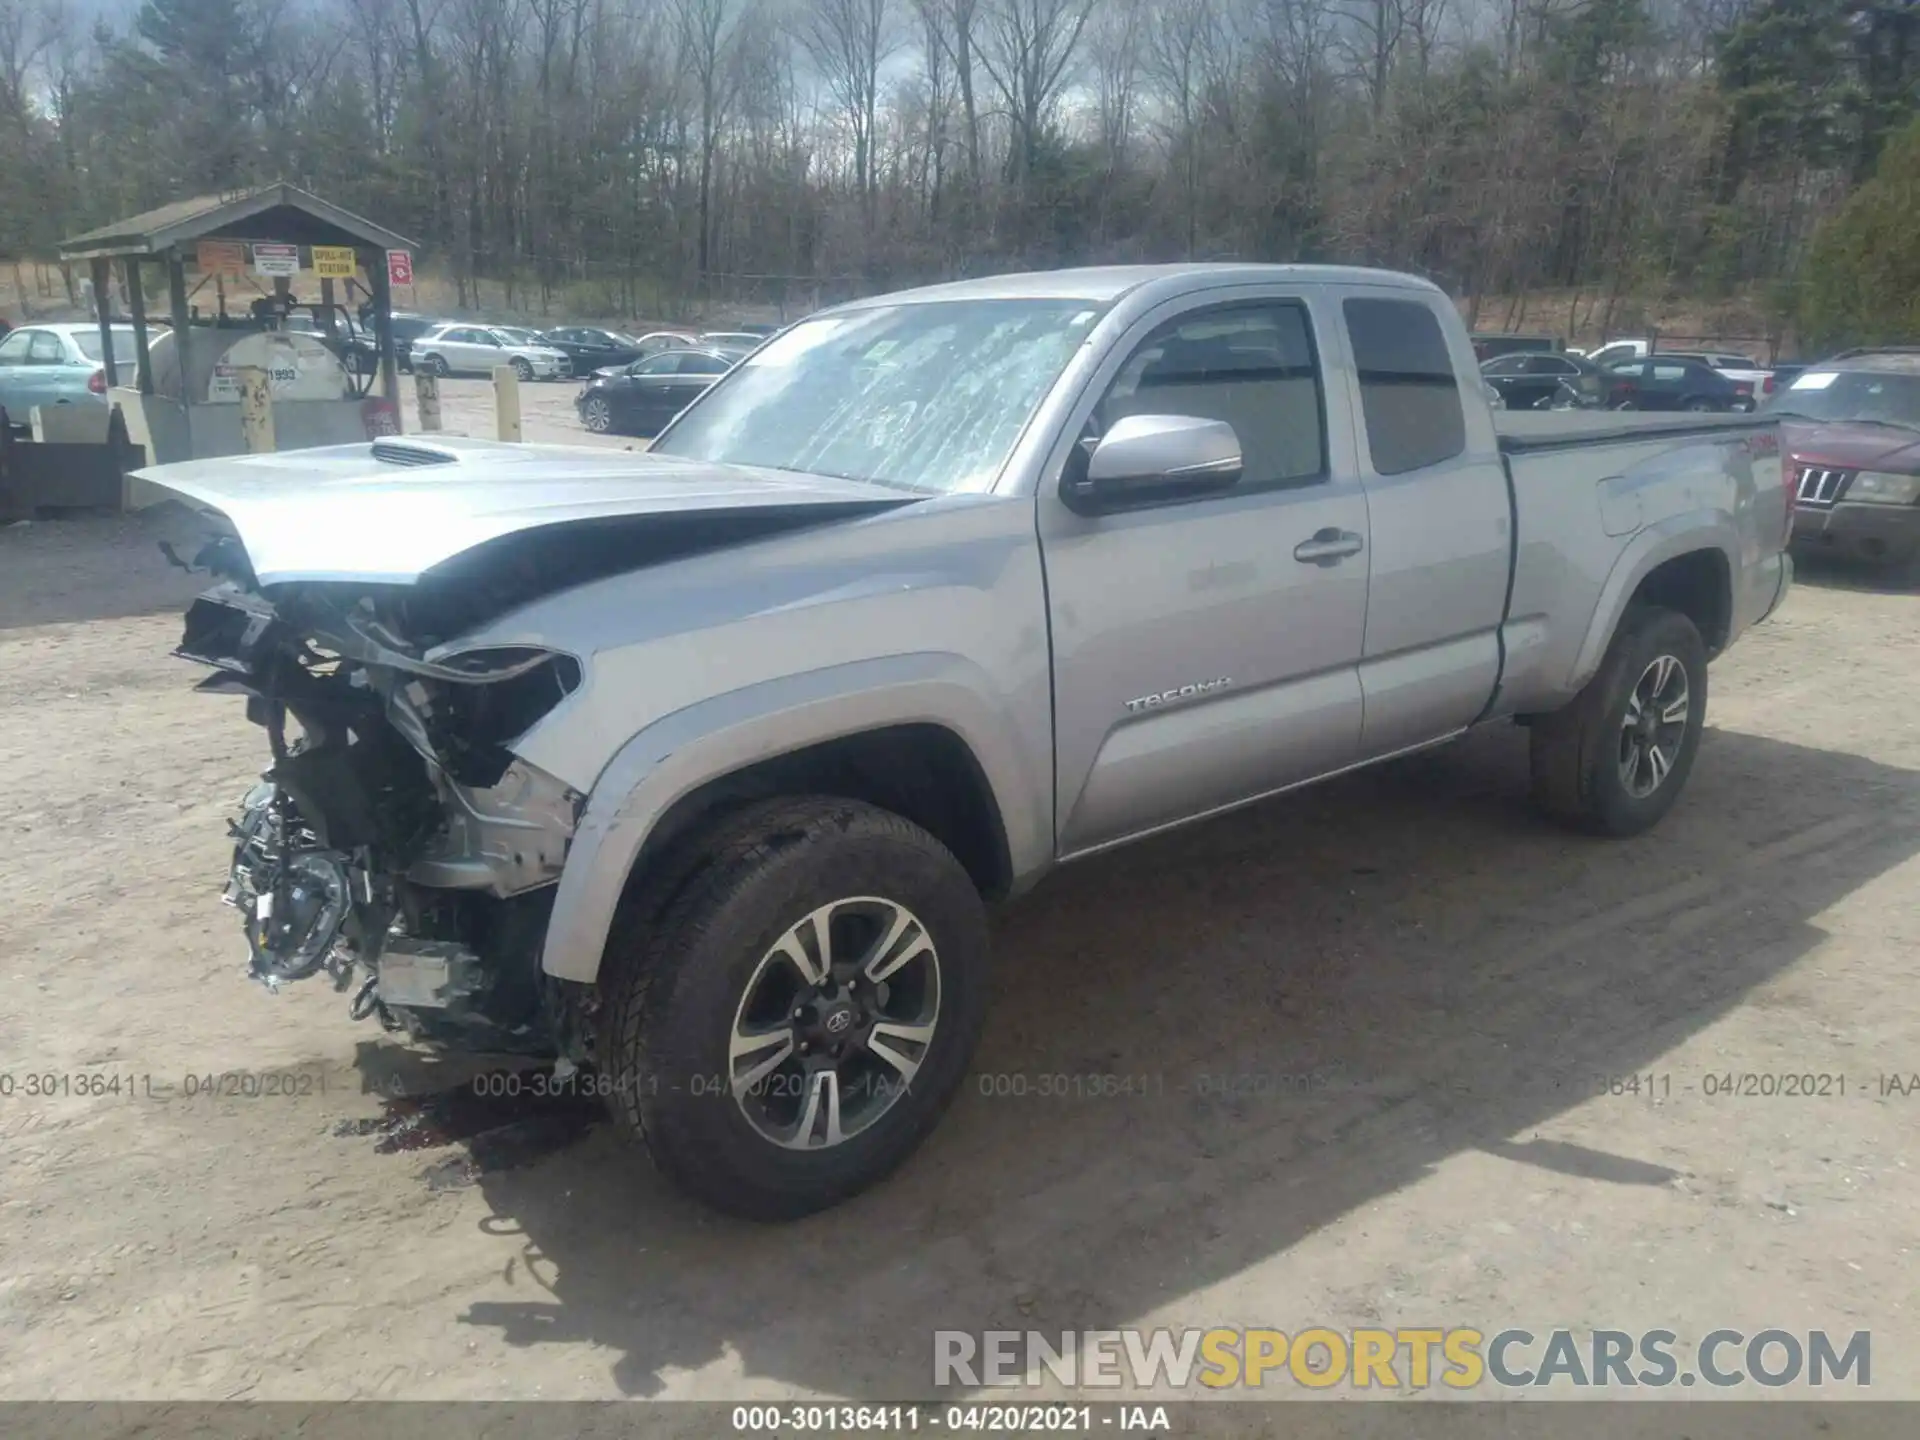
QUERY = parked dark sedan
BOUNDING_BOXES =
[537,326,654,373]
[1480,351,1609,409]
[1604,357,1748,412]
[575,347,736,435]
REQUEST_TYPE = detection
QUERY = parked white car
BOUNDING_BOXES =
[411,324,570,381]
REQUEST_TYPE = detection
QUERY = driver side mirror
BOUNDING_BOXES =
[1062,414,1243,513]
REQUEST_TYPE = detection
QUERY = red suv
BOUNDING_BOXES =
[1763,350,1920,578]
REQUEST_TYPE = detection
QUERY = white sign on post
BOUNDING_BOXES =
[251,243,299,278]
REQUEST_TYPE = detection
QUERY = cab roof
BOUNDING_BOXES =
[830,263,1445,309]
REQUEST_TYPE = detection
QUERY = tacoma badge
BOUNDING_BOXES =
[1124,678,1233,713]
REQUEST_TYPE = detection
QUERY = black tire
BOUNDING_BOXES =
[1683,396,1715,412]
[425,353,450,378]
[512,357,534,382]
[580,395,614,433]
[1529,607,1708,837]
[598,796,990,1220]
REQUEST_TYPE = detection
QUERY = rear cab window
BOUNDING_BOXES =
[1343,297,1466,475]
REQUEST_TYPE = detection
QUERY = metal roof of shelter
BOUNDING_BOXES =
[60,183,415,261]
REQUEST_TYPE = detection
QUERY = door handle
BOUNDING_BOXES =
[1293,528,1365,565]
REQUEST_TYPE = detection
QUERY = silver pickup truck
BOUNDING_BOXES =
[142,265,1792,1218]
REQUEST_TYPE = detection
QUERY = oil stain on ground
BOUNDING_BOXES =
[334,1068,604,1190]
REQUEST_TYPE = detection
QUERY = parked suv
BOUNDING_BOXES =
[1764,349,1920,576]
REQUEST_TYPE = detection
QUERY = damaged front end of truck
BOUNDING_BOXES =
[178,543,593,1057]
[146,437,913,1060]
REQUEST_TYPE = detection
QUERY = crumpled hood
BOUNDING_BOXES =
[1781,420,1920,474]
[133,435,913,586]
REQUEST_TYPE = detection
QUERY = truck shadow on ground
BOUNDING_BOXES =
[377,721,1920,1397]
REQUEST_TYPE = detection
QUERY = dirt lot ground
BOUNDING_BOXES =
[1,507,1916,1407]
[403,375,640,450]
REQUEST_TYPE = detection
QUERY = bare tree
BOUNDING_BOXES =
[1145,0,1219,256]
[921,0,985,192]
[675,0,751,289]
[974,0,1096,187]
[5,0,1907,338]
[1087,0,1143,177]
[797,0,895,231]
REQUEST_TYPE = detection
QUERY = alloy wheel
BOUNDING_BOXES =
[1618,653,1690,799]
[727,896,941,1150]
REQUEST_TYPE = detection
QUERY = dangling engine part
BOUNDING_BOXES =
[223,781,364,990]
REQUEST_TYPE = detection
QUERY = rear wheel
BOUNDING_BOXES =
[1529,607,1708,837]
[1683,396,1715,412]
[598,797,990,1220]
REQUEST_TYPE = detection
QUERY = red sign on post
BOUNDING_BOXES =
[387,249,414,287]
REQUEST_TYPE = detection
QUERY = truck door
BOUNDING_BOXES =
[1338,293,1512,757]
[1039,292,1370,857]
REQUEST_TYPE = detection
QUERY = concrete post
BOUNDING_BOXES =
[493,364,522,442]
[238,367,276,453]
[414,368,443,432]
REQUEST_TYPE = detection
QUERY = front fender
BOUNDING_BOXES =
[1567,514,1737,693]
[538,652,1051,983]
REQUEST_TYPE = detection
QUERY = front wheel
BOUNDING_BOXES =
[1529,607,1708,837]
[511,357,534,382]
[425,353,450,378]
[580,395,614,433]
[598,797,990,1220]
[1683,397,1716,412]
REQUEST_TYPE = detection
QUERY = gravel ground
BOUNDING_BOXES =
[400,375,644,451]
[1,508,1916,1406]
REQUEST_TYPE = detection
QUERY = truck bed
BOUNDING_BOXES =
[1490,409,1786,719]
[1496,410,1771,452]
